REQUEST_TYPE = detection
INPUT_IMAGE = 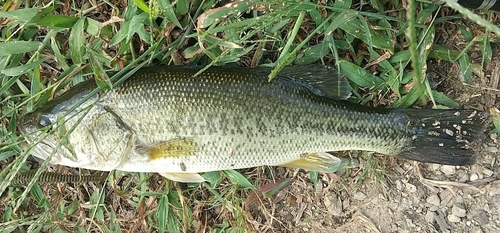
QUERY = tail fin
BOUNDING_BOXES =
[396,109,488,165]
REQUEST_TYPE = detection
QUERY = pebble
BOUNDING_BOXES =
[324,193,342,216]
[440,165,456,175]
[349,158,360,168]
[353,191,367,201]
[470,173,479,181]
[483,168,494,177]
[472,210,489,225]
[425,211,436,223]
[395,179,404,191]
[486,183,500,196]
[426,195,441,207]
[452,205,467,217]
[447,214,461,223]
[406,183,417,193]
[439,190,454,207]
[487,147,498,153]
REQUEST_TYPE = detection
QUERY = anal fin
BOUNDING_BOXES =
[159,172,206,183]
[281,152,346,172]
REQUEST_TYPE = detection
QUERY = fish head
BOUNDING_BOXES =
[19,81,104,167]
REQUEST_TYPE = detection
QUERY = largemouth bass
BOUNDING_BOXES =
[20,66,487,182]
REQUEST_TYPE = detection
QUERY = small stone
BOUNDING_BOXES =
[435,210,451,231]
[486,183,500,196]
[406,183,417,193]
[483,168,494,177]
[425,211,436,223]
[324,193,342,216]
[440,165,456,175]
[487,147,498,153]
[452,205,467,217]
[395,179,404,191]
[470,173,479,181]
[426,195,441,206]
[349,158,360,168]
[440,190,454,207]
[447,214,461,222]
[458,173,469,182]
[353,191,367,201]
[472,210,489,225]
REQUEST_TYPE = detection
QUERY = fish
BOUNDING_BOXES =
[19,65,488,182]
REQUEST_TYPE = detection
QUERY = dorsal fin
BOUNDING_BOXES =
[277,65,352,100]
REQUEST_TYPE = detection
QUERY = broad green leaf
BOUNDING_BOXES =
[182,44,201,59]
[1,58,46,76]
[338,60,385,88]
[36,15,79,28]
[0,8,39,22]
[0,41,42,56]
[308,7,323,26]
[334,0,352,9]
[133,0,150,13]
[69,18,86,64]
[202,171,222,187]
[222,170,254,189]
[458,54,472,83]
[457,24,474,42]
[430,90,459,108]
[157,195,168,233]
[86,18,100,36]
[197,0,256,28]
[50,35,69,69]
[109,21,129,46]
[158,0,183,28]
[428,45,460,61]
[392,88,421,108]
[309,171,319,187]
[204,35,242,49]
[339,17,393,52]
[389,50,411,64]
[295,42,329,65]
[128,13,148,41]
[324,10,357,33]
[176,0,189,15]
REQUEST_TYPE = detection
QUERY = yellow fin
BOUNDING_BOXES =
[281,152,345,172]
[136,138,196,160]
[159,172,206,183]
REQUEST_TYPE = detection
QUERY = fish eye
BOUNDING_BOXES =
[39,114,53,127]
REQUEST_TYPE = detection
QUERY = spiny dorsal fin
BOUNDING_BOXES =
[277,65,352,100]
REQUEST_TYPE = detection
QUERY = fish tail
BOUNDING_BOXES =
[395,109,488,165]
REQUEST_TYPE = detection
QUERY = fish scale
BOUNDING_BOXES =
[20,65,488,182]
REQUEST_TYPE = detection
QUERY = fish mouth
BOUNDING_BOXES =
[19,114,59,161]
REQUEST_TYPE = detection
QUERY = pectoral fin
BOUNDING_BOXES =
[281,152,346,172]
[136,138,196,160]
[159,172,206,183]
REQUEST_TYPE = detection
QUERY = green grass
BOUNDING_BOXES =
[1,0,498,232]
